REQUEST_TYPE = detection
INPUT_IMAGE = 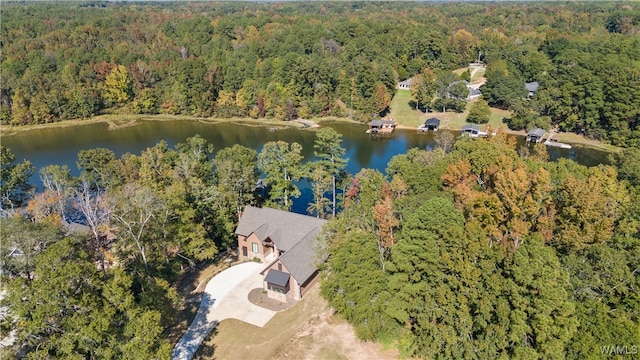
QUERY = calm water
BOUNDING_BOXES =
[1,120,610,214]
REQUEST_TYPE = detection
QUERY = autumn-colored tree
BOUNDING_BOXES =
[39,165,76,222]
[373,183,399,269]
[554,165,629,250]
[442,153,555,250]
[10,89,32,125]
[25,190,63,225]
[373,82,392,115]
[450,29,479,65]
[103,64,133,106]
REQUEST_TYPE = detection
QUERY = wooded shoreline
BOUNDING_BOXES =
[1,113,621,153]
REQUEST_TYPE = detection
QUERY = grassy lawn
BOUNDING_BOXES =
[452,67,469,76]
[439,102,512,131]
[194,285,398,360]
[471,68,485,82]
[388,89,424,127]
[390,91,514,133]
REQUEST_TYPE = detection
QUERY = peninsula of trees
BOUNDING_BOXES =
[1,2,639,145]
[1,2,640,359]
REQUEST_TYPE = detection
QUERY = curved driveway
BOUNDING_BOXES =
[172,262,277,360]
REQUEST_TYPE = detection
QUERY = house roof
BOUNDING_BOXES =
[368,119,396,127]
[236,206,327,253]
[236,206,328,285]
[527,128,546,137]
[398,78,412,87]
[462,124,480,132]
[467,87,482,97]
[525,81,539,93]
[264,269,290,287]
[425,118,441,126]
[62,220,91,236]
[279,226,326,284]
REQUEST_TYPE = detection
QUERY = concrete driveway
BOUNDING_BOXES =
[172,261,276,360]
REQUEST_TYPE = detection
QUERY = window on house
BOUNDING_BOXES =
[268,283,286,294]
[252,242,258,253]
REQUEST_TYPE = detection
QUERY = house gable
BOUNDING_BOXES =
[235,206,326,252]
[236,206,328,301]
[264,269,290,288]
[279,227,324,286]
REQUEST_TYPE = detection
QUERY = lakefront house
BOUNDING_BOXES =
[235,206,327,302]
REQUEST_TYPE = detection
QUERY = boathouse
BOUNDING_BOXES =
[526,128,546,143]
[419,117,441,132]
[461,124,480,137]
[368,119,397,135]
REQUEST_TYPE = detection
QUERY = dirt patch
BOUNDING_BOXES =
[196,285,399,360]
[275,307,397,360]
[293,119,320,128]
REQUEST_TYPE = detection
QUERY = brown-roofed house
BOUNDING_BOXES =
[235,206,328,302]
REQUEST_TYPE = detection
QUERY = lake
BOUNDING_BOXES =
[1,120,611,214]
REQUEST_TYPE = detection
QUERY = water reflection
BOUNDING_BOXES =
[2,120,611,214]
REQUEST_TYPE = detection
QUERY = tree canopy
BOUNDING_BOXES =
[323,134,639,359]
[1,2,638,144]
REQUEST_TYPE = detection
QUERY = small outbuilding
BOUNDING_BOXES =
[461,124,480,135]
[419,117,441,132]
[367,119,397,135]
[526,128,546,143]
[398,78,412,90]
[461,124,487,138]
[525,81,539,97]
[467,87,482,100]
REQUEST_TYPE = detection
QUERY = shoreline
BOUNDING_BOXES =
[1,114,620,153]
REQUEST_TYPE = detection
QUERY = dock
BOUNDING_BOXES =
[544,133,572,149]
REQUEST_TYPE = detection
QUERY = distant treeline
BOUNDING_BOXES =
[1,2,639,145]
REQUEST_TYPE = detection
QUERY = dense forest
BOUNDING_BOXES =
[0,126,350,358]
[321,135,640,358]
[1,2,639,145]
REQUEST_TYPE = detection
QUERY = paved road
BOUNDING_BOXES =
[172,262,276,360]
